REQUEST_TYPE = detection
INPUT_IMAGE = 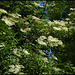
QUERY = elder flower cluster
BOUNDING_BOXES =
[1,16,19,26]
[20,27,31,33]
[0,9,21,26]
[32,16,40,20]
[9,64,24,74]
[37,35,63,47]
[37,36,47,46]
[0,9,7,15]
[47,20,69,31]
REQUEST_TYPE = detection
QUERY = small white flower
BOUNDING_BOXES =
[65,18,70,21]
[51,55,58,60]
[13,48,21,57]
[23,49,30,55]
[24,22,29,25]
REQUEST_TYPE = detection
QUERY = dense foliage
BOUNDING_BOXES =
[0,1,75,74]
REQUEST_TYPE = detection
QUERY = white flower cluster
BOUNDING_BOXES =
[0,43,5,47]
[32,16,40,20]
[48,20,68,31]
[53,27,68,31]
[53,27,61,31]
[9,64,24,74]
[1,16,18,26]
[37,36,47,46]
[51,55,58,60]
[54,20,68,26]
[20,27,31,33]
[48,21,54,26]
[65,18,70,21]
[48,36,63,47]
[70,8,75,10]
[23,49,30,55]
[0,9,7,15]
[8,13,21,18]
[37,35,63,47]
[13,48,21,57]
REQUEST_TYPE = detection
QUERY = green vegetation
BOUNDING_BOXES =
[0,1,75,74]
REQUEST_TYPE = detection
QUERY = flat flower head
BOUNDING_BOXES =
[0,9,7,14]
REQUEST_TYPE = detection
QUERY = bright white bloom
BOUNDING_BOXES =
[20,27,31,33]
[3,32,6,34]
[23,49,30,55]
[38,36,47,40]
[9,13,21,18]
[0,9,7,14]
[62,27,68,31]
[59,21,65,26]
[37,36,47,46]
[47,36,63,47]
[48,21,54,26]
[32,16,40,20]
[9,64,24,74]
[38,41,47,46]
[65,18,70,21]
[54,20,66,26]
[51,55,58,60]
[70,8,75,10]
[9,65,15,73]
[53,27,61,31]
[1,16,18,26]
[0,43,5,47]
[54,20,60,24]
[13,48,21,57]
